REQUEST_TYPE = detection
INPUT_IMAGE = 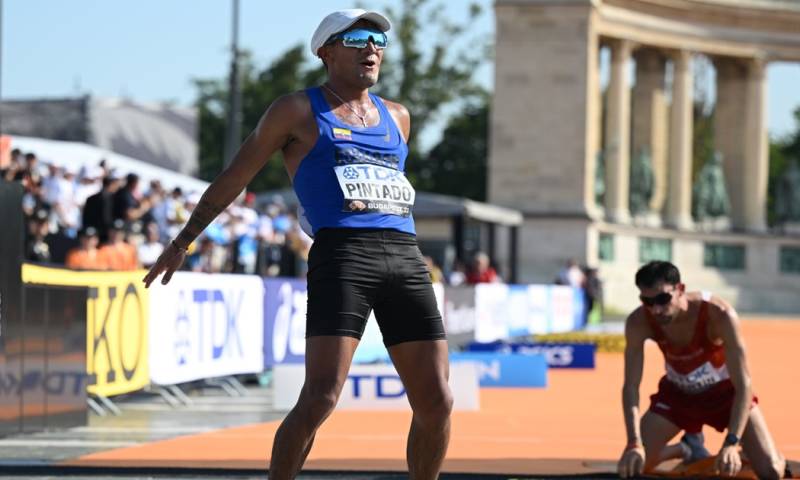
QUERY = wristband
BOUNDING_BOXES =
[723,433,739,447]
[626,441,643,450]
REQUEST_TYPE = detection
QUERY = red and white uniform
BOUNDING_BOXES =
[646,296,757,433]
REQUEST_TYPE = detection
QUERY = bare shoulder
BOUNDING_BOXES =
[625,307,651,342]
[704,294,740,336]
[378,97,411,140]
[251,91,314,143]
[266,91,312,119]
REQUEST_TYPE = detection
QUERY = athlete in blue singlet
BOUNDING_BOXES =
[142,9,451,480]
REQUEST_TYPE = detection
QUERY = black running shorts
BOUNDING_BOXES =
[305,228,446,346]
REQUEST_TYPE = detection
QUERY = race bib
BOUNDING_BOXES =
[334,164,415,217]
[666,361,729,393]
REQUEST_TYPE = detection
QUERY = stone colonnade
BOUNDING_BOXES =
[601,41,769,231]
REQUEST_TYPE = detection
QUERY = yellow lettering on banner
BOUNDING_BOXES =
[21,264,150,397]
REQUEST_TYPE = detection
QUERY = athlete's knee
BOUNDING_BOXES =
[641,441,667,470]
[642,450,663,472]
[411,384,453,425]
[752,455,785,480]
[297,380,341,420]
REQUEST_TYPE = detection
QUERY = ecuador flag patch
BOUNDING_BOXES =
[333,127,352,140]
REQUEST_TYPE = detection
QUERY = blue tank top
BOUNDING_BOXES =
[292,87,415,236]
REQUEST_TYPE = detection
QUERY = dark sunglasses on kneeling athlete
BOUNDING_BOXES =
[640,291,673,307]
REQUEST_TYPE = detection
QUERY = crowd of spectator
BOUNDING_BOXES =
[555,258,604,322]
[2,148,312,276]
[436,251,502,286]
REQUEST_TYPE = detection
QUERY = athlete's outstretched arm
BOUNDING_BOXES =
[619,311,648,478]
[713,302,751,477]
[143,94,305,287]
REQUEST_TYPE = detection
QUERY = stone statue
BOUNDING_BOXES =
[692,151,730,220]
[629,148,654,216]
[775,158,800,223]
[595,150,605,207]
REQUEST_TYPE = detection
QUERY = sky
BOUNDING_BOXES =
[2,0,799,150]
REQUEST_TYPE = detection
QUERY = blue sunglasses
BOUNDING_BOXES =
[325,28,388,49]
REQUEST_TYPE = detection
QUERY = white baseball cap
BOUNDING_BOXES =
[310,9,391,57]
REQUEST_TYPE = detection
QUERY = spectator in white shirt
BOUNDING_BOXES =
[557,258,586,288]
[137,222,164,269]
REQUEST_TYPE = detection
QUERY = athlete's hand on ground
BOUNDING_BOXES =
[715,445,742,477]
[142,241,187,288]
[618,444,645,478]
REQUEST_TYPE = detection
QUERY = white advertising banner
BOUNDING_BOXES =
[549,285,578,332]
[474,284,584,341]
[527,285,550,334]
[148,272,264,385]
[474,283,511,342]
[273,362,479,411]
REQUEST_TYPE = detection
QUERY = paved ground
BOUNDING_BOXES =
[0,381,281,463]
[6,319,796,479]
[0,381,274,478]
[0,381,619,479]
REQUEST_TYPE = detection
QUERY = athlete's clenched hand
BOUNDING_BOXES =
[715,445,742,478]
[618,444,645,479]
[142,241,187,288]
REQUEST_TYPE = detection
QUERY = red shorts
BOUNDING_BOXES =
[648,376,758,433]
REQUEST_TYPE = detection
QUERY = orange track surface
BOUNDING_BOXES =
[65,320,800,476]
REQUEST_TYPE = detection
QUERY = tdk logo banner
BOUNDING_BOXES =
[273,363,480,411]
[466,341,596,369]
[149,273,264,385]
[449,352,547,388]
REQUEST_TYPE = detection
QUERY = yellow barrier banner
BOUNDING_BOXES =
[22,264,150,397]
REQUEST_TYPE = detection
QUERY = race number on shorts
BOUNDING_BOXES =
[334,164,415,217]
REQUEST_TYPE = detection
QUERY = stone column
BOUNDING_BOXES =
[489,2,597,216]
[584,33,602,219]
[665,50,694,230]
[714,57,747,228]
[743,58,769,232]
[632,48,668,215]
[603,39,632,224]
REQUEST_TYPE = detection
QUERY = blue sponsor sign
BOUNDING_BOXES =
[449,352,547,387]
[466,341,595,369]
[263,278,393,367]
[263,279,308,367]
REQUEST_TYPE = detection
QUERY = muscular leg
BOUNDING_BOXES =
[389,339,453,480]
[660,441,689,463]
[740,405,786,480]
[640,410,682,472]
[268,336,359,480]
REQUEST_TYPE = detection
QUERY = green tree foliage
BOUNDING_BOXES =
[359,0,490,190]
[194,47,325,192]
[423,98,489,200]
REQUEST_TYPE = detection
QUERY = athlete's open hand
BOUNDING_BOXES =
[618,444,645,478]
[715,445,742,477]
[142,241,187,288]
